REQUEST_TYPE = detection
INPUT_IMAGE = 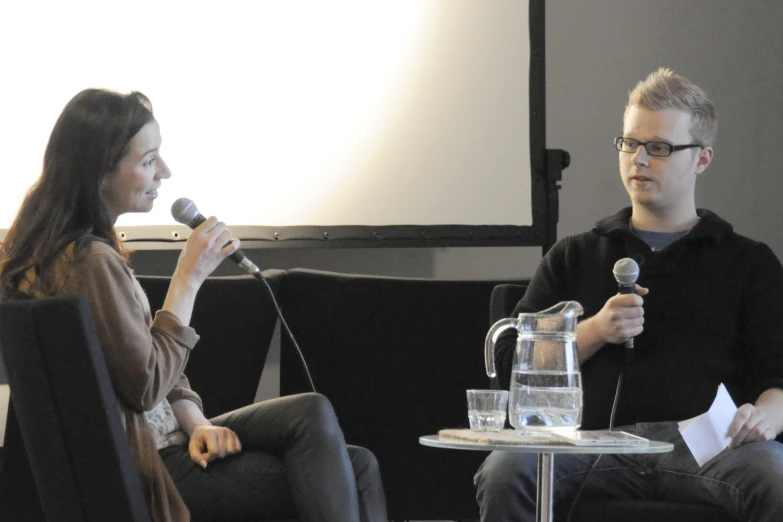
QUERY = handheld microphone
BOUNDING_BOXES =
[170,197,260,275]
[170,197,316,392]
[612,257,640,362]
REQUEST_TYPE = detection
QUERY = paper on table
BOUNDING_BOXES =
[677,383,738,467]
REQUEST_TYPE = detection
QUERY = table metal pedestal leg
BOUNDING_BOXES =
[536,452,554,522]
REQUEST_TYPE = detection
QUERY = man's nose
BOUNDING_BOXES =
[632,145,650,167]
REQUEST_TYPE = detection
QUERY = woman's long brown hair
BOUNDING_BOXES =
[0,89,154,299]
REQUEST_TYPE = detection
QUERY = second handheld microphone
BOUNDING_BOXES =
[612,257,640,362]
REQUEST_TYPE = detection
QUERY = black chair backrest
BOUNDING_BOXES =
[278,268,528,521]
[0,295,151,522]
[488,284,527,391]
[0,401,45,520]
[137,271,284,418]
[489,283,527,323]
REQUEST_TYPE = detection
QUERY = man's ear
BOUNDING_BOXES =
[695,147,713,175]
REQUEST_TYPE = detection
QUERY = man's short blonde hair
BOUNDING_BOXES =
[625,68,718,147]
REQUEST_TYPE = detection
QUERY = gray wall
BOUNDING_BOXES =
[130,0,783,281]
[548,0,783,250]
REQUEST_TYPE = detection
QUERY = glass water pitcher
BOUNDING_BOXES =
[485,301,584,431]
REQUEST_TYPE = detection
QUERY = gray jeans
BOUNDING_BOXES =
[160,393,388,522]
[474,421,783,522]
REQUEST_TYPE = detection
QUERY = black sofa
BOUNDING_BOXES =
[1,269,743,521]
[137,268,527,521]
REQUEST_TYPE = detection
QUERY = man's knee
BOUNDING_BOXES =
[474,452,538,522]
[742,441,783,488]
[475,451,537,497]
[714,441,783,518]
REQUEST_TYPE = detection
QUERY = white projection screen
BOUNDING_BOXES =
[0,0,549,248]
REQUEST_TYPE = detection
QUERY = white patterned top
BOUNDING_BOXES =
[144,398,188,449]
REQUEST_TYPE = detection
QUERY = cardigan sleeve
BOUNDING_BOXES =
[73,243,200,412]
[166,373,203,411]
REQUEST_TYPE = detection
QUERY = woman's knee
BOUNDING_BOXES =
[347,445,381,477]
[289,393,343,437]
[293,392,335,417]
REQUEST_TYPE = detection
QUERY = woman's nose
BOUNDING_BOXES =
[156,158,172,179]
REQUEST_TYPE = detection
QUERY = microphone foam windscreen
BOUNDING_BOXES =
[613,258,640,285]
[171,198,199,224]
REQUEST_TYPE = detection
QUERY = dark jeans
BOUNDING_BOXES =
[474,421,783,522]
[160,393,388,522]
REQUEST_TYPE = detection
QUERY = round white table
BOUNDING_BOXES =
[419,433,673,522]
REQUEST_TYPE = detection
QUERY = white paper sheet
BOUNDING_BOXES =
[677,383,738,467]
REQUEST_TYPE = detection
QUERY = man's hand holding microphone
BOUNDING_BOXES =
[575,258,648,363]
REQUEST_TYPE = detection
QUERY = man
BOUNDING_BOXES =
[474,68,783,522]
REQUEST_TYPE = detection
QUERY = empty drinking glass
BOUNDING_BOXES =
[466,389,508,432]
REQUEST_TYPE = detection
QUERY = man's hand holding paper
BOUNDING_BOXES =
[728,388,783,449]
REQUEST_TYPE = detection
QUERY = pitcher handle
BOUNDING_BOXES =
[485,317,518,378]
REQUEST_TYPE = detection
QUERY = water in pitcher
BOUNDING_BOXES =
[509,370,582,430]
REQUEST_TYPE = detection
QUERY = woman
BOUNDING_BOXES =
[0,89,388,522]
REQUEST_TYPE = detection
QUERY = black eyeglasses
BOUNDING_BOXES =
[614,137,703,158]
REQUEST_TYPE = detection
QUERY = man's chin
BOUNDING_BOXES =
[630,194,659,209]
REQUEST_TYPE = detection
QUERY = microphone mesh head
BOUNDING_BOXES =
[613,258,640,285]
[171,198,199,225]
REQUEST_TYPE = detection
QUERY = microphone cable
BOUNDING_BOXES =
[567,257,639,521]
[565,363,627,522]
[252,270,317,394]
[170,198,316,393]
